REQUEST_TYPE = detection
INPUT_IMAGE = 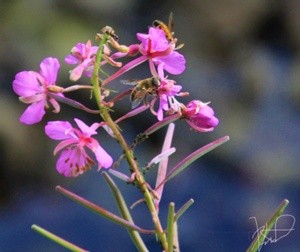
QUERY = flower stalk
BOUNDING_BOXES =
[92,33,168,250]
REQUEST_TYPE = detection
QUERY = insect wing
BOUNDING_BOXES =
[168,12,174,33]
[121,80,138,86]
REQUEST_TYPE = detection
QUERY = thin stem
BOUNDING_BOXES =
[167,202,175,252]
[174,199,194,222]
[92,35,168,250]
[31,224,88,252]
[49,93,100,114]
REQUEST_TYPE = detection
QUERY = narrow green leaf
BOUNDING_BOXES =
[155,136,230,190]
[167,202,175,252]
[102,172,149,252]
[174,199,194,222]
[246,199,290,252]
[55,186,154,235]
[31,224,88,252]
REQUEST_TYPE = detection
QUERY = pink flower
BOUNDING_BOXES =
[155,74,183,121]
[137,27,186,75]
[65,40,98,81]
[102,28,186,86]
[45,118,113,177]
[182,100,219,132]
[13,57,61,125]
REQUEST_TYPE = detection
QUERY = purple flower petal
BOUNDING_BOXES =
[13,71,42,97]
[154,51,186,75]
[65,54,80,65]
[20,101,46,124]
[69,64,85,82]
[93,143,113,169]
[74,118,97,136]
[45,121,74,140]
[39,57,60,85]
[56,148,75,177]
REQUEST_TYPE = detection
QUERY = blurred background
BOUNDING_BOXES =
[1,0,299,251]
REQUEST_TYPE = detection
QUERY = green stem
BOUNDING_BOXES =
[92,34,168,250]
[167,203,175,252]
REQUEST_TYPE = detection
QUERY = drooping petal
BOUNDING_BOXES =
[39,57,60,85]
[56,147,94,177]
[13,71,42,97]
[93,145,113,169]
[88,139,113,169]
[45,121,74,140]
[56,149,74,177]
[49,97,61,113]
[157,95,168,121]
[20,101,46,124]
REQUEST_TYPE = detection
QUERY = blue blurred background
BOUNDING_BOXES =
[1,1,299,251]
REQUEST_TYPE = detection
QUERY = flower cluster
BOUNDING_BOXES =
[13,21,219,177]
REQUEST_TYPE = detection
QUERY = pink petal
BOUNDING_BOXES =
[53,139,78,155]
[154,51,186,75]
[39,57,60,85]
[56,149,74,177]
[148,28,169,51]
[90,46,99,55]
[45,121,74,140]
[70,64,85,81]
[74,118,97,136]
[49,97,61,113]
[92,143,113,169]
[20,101,46,124]
[13,71,42,97]
[65,54,80,65]
[56,147,94,177]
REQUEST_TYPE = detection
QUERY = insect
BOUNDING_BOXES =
[152,12,174,42]
[121,77,159,109]
[101,26,119,41]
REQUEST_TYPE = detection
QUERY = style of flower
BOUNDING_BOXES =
[12,57,61,125]
[65,40,99,81]
[182,100,219,132]
[137,27,186,76]
[45,118,113,177]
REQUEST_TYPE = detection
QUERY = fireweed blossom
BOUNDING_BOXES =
[65,40,99,81]
[137,27,186,76]
[12,57,61,125]
[45,118,113,177]
[154,70,183,121]
[182,100,219,132]
[102,27,186,85]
